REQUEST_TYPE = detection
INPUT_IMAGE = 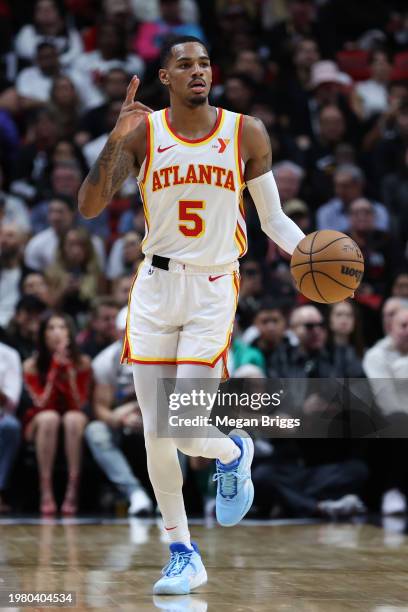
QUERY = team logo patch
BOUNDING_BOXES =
[212,138,230,153]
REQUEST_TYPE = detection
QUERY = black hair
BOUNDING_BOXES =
[36,41,58,53]
[368,48,392,65]
[159,35,208,67]
[15,294,47,314]
[255,298,291,319]
[49,193,76,211]
[36,311,80,385]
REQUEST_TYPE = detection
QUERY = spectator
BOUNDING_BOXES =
[129,0,199,24]
[0,342,22,513]
[77,297,120,359]
[381,143,408,244]
[216,73,257,115]
[49,76,82,140]
[279,36,320,100]
[0,163,31,233]
[283,199,311,234]
[77,68,129,142]
[85,307,153,516]
[347,197,398,300]
[17,42,58,107]
[316,164,389,233]
[30,161,86,233]
[117,199,147,235]
[305,104,350,204]
[10,108,59,204]
[267,0,320,69]
[23,312,92,515]
[372,100,408,179]
[382,297,408,336]
[24,196,105,272]
[392,271,408,300]
[250,299,291,378]
[288,305,365,380]
[133,0,205,63]
[273,161,305,205]
[21,271,54,308]
[232,50,267,86]
[106,231,143,281]
[14,0,83,67]
[73,21,144,107]
[363,308,408,514]
[5,295,47,361]
[253,438,368,519]
[0,223,33,327]
[328,300,365,359]
[236,258,265,332]
[45,227,103,326]
[229,326,265,376]
[354,50,393,120]
[111,275,134,308]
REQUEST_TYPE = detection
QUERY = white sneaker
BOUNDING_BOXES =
[153,542,207,595]
[381,488,407,515]
[128,489,153,516]
[318,494,366,518]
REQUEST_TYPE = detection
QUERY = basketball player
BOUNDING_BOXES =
[79,36,305,595]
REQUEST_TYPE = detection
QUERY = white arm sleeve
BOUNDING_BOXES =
[246,171,305,255]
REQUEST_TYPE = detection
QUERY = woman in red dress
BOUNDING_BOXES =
[23,312,92,515]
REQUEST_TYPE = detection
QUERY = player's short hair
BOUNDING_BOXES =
[160,35,209,67]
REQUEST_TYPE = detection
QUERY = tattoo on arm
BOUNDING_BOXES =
[86,136,135,199]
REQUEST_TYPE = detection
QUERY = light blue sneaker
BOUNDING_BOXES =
[153,542,207,595]
[213,433,254,527]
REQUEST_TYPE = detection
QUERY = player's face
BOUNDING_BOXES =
[161,42,212,106]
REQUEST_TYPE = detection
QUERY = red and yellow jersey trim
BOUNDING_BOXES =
[162,107,225,146]
[234,113,245,188]
[138,114,153,246]
[233,114,247,257]
[121,272,240,376]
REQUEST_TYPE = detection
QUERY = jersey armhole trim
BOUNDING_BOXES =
[234,113,245,187]
[140,114,153,185]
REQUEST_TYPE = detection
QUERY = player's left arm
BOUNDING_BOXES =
[241,115,305,255]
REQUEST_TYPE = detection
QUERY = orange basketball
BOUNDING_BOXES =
[290,230,364,303]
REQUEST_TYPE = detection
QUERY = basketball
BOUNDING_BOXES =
[290,230,364,303]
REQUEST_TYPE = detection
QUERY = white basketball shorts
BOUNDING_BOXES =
[121,257,240,374]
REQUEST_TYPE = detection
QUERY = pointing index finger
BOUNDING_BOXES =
[125,75,140,105]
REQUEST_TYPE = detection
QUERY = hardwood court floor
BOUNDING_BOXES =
[1,517,408,611]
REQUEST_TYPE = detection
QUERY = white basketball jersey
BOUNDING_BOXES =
[137,107,247,266]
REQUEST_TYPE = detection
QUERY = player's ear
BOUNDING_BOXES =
[159,68,169,86]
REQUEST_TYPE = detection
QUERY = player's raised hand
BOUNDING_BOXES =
[111,76,153,139]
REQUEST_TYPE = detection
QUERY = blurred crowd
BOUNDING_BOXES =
[1,0,408,520]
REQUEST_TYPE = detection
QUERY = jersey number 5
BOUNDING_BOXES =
[179,200,205,238]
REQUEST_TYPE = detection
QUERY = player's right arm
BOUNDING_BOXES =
[78,76,152,219]
[242,115,305,255]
